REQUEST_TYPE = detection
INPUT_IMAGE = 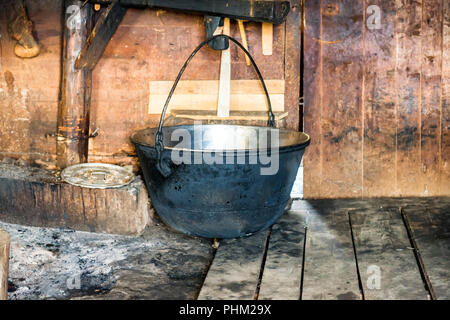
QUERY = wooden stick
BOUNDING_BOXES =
[217,18,231,118]
[237,20,251,66]
[57,0,94,168]
[0,228,10,300]
[262,22,273,55]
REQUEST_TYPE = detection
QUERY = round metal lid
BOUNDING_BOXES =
[61,163,134,189]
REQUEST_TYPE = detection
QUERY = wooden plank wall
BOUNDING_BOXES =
[0,0,300,169]
[88,2,300,166]
[303,0,450,198]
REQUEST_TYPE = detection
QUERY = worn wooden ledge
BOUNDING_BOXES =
[0,228,9,300]
[0,164,151,236]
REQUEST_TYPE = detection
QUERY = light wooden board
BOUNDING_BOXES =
[362,0,397,197]
[148,80,285,114]
[198,231,268,300]
[298,200,362,300]
[171,110,288,121]
[0,228,10,300]
[258,210,306,300]
[350,208,429,300]
[403,202,450,299]
[262,22,273,55]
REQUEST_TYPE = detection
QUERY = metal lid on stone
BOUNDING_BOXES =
[61,163,134,189]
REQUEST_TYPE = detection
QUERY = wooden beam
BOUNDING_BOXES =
[148,80,285,114]
[283,0,301,130]
[75,1,128,70]
[57,0,94,168]
[170,110,288,121]
[0,228,10,300]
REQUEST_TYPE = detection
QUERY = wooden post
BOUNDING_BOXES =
[0,228,10,300]
[57,0,93,168]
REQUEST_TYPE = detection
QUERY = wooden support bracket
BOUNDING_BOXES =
[75,1,128,70]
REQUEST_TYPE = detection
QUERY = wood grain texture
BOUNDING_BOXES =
[303,0,450,198]
[88,11,290,167]
[284,0,301,130]
[0,228,9,300]
[319,0,364,198]
[56,0,93,168]
[198,231,268,300]
[395,0,423,196]
[148,80,285,114]
[350,208,429,300]
[258,210,306,300]
[403,202,450,299]
[362,0,397,197]
[421,0,443,196]
[298,200,361,300]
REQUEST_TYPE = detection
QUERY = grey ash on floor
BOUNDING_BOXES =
[0,216,214,300]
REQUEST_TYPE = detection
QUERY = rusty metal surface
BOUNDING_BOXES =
[61,163,134,189]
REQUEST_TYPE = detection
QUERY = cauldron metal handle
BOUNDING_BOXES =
[155,34,276,177]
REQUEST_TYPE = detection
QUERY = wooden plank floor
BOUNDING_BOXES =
[198,198,450,300]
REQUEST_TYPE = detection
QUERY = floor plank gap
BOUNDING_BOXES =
[400,207,436,300]
[253,228,272,300]
[348,211,366,300]
[299,226,307,300]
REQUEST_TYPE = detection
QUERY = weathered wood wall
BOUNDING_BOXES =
[303,0,450,198]
[0,0,300,169]
[0,0,61,167]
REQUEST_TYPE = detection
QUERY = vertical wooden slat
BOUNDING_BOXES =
[363,0,398,197]
[303,0,322,199]
[441,1,450,194]
[421,0,443,195]
[319,0,364,198]
[395,0,423,196]
[284,0,301,130]
[57,0,93,168]
[0,228,10,300]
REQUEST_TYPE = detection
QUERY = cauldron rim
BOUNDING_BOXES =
[131,124,310,152]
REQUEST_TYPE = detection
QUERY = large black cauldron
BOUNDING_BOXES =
[131,35,310,238]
